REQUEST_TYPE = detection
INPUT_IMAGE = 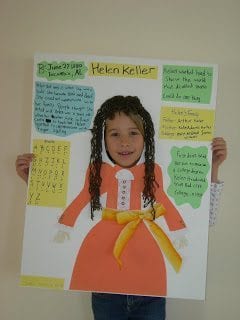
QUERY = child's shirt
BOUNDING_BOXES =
[209,181,224,226]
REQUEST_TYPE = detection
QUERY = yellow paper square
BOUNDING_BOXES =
[159,106,215,141]
[89,62,158,79]
[20,275,64,290]
[27,139,70,207]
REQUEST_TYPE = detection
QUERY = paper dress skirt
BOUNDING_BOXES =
[69,219,167,296]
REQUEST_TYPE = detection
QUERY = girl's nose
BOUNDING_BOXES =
[120,136,130,146]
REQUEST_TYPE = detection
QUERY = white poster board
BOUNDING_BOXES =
[20,53,218,300]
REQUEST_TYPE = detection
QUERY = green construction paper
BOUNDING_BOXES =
[37,61,88,81]
[167,146,210,208]
[162,65,213,104]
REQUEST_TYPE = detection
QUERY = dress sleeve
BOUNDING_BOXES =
[58,167,91,227]
[209,181,224,226]
[154,164,186,231]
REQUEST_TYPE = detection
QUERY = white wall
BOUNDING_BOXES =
[0,0,239,319]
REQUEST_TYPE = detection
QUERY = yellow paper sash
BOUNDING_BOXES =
[102,204,182,273]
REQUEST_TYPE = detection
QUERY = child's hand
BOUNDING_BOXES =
[173,235,188,250]
[212,137,227,167]
[211,137,227,182]
[53,230,70,243]
[15,153,34,183]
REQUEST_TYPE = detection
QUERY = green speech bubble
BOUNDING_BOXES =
[37,61,88,81]
[162,65,213,104]
[167,146,210,208]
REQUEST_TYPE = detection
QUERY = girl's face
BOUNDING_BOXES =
[105,112,144,168]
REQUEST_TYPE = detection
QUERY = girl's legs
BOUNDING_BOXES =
[92,293,166,320]
[128,295,166,320]
[92,293,128,320]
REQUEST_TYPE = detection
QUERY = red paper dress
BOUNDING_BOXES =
[59,163,186,296]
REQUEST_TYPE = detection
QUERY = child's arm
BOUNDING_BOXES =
[59,164,109,226]
[58,167,91,227]
[15,153,34,183]
[209,137,227,226]
[154,164,186,231]
[211,137,227,183]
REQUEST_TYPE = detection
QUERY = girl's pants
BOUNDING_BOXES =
[92,293,166,320]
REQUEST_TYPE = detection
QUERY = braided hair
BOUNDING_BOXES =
[89,95,158,219]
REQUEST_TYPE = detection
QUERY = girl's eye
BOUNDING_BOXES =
[130,131,140,136]
[110,132,119,137]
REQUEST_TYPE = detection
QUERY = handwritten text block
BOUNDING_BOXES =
[34,82,95,137]
[89,62,158,79]
[162,65,213,104]
[159,106,215,141]
[27,139,70,208]
[167,146,210,208]
[37,61,88,81]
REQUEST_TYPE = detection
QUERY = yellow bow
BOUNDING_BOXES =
[102,204,182,273]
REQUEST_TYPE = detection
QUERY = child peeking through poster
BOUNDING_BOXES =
[56,95,186,296]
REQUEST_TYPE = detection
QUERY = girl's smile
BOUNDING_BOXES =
[105,113,144,168]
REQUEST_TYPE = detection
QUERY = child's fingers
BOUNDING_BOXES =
[16,158,31,165]
[16,153,34,161]
[213,144,226,151]
[16,165,30,174]
[214,150,227,158]
[15,154,34,183]
[212,137,226,145]
[15,154,34,166]
[212,138,227,150]
[212,147,227,157]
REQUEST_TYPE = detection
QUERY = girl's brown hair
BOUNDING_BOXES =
[89,95,158,219]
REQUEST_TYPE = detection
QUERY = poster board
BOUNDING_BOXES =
[20,53,218,300]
